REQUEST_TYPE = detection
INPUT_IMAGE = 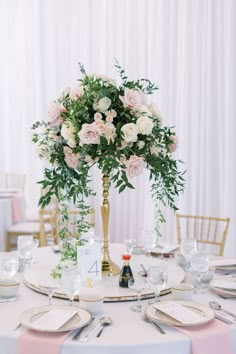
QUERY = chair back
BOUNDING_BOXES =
[39,208,95,246]
[176,213,230,256]
[5,173,26,191]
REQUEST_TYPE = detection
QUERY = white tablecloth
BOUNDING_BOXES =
[0,244,236,354]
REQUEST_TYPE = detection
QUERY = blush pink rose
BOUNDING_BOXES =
[70,84,84,100]
[78,123,100,145]
[64,146,80,169]
[47,102,63,127]
[125,155,145,178]
[104,122,116,143]
[119,88,146,109]
[94,112,103,121]
[93,120,106,135]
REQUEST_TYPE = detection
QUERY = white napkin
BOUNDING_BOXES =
[33,308,78,330]
[211,280,236,290]
[154,302,203,324]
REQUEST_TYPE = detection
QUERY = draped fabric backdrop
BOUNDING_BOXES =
[1,0,236,254]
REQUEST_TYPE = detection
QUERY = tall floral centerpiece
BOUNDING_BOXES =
[32,62,185,276]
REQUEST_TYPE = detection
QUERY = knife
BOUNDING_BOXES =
[215,313,233,325]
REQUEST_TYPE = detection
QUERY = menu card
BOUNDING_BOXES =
[154,302,203,324]
[33,308,78,330]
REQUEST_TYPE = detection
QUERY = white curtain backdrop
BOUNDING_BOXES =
[1,0,236,254]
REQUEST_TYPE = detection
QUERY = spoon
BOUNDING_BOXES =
[142,313,165,334]
[96,316,113,337]
[209,301,236,320]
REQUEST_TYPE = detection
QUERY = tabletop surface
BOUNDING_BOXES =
[0,244,236,354]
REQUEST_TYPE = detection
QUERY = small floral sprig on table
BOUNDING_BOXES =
[32,61,185,270]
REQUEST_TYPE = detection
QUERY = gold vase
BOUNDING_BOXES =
[101,173,120,276]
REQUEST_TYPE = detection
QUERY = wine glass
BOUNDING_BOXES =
[17,236,34,269]
[200,267,215,293]
[180,239,197,272]
[141,229,155,256]
[39,282,59,306]
[124,239,136,255]
[191,252,209,294]
[60,268,81,305]
[128,275,145,312]
[28,239,39,265]
[148,265,168,303]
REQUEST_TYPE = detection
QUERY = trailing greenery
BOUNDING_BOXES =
[32,62,185,274]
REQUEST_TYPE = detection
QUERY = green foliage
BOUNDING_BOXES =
[32,61,185,271]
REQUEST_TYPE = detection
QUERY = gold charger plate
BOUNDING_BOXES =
[20,305,91,332]
[145,301,215,327]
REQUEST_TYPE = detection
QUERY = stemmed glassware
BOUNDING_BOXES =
[128,275,145,312]
[124,239,136,255]
[17,235,35,269]
[180,239,197,272]
[39,283,59,306]
[191,252,209,294]
[141,229,155,256]
[60,267,81,305]
[148,265,168,303]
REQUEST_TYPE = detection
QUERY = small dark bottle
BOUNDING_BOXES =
[119,254,133,288]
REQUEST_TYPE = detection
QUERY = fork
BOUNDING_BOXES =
[142,313,166,334]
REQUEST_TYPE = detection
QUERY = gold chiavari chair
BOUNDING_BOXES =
[39,208,95,245]
[176,213,230,256]
[6,207,57,251]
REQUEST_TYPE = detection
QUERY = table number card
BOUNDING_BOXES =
[77,241,102,282]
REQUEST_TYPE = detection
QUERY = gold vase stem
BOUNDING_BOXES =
[101,173,120,276]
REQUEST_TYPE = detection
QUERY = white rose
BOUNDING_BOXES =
[136,116,154,135]
[135,104,152,117]
[121,123,139,143]
[148,102,162,123]
[137,141,145,149]
[61,122,76,148]
[96,97,111,113]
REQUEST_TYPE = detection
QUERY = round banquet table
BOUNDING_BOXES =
[0,243,236,354]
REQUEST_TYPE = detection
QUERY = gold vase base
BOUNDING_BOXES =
[102,259,120,276]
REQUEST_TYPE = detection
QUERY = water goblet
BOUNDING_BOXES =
[17,236,34,269]
[141,229,156,257]
[124,239,136,255]
[60,268,81,305]
[148,265,168,303]
[39,282,59,306]
[28,239,39,265]
[191,252,209,294]
[180,239,197,272]
[200,267,215,293]
[128,275,145,312]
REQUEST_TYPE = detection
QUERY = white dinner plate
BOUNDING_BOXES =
[145,301,215,327]
[20,305,92,332]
